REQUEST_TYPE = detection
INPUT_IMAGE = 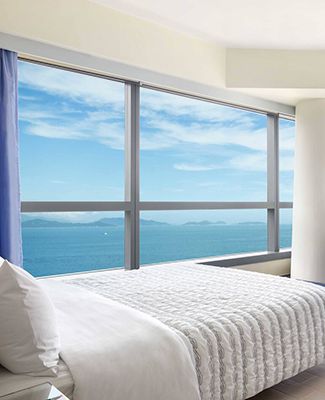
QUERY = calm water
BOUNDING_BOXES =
[22,224,292,277]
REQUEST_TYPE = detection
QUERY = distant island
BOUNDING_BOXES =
[22,217,267,228]
[22,217,168,228]
[183,220,226,226]
[237,221,266,225]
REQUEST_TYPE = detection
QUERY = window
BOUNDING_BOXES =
[19,61,125,201]
[22,212,124,276]
[19,61,127,275]
[279,118,295,249]
[140,210,267,265]
[279,118,295,202]
[19,59,294,276]
[140,88,267,201]
[280,209,292,250]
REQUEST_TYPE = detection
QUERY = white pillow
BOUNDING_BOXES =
[0,260,60,376]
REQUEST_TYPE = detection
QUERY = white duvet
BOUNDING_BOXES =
[61,263,325,400]
[42,280,200,400]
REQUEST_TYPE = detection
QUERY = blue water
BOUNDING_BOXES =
[22,224,292,277]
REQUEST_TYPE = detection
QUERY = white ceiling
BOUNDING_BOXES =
[93,0,325,49]
[234,88,325,106]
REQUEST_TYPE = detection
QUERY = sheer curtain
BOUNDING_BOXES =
[0,49,22,266]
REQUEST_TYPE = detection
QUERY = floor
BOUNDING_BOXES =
[249,364,325,399]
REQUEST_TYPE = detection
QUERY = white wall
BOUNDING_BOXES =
[227,49,325,89]
[0,1,295,114]
[291,99,325,283]
[0,0,225,88]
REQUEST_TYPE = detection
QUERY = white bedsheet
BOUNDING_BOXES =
[42,280,200,400]
[61,263,325,400]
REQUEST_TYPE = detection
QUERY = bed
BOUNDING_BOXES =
[1,262,325,400]
[59,262,325,400]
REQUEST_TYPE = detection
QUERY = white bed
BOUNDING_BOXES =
[1,262,325,400]
[57,262,325,400]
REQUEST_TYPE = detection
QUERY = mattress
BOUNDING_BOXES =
[62,262,325,400]
[0,359,74,398]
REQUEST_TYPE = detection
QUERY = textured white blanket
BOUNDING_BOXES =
[63,263,325,400]
[42,280,200,400]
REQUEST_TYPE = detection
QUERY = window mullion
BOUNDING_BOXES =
[124,83,140,269]
[267,114,280,252]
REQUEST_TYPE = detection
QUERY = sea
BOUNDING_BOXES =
[22,224,292,277]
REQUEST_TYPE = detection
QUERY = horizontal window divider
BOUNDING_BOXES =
[139,201,273,211]
[21,201,131,213]
[279,202,293,208]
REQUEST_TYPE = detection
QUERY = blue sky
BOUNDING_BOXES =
[18,61,295,224]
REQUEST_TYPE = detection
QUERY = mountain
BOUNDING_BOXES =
[22,219,75,228]
[183,220,226,226]
[140,219,168,226]
[21,214,36,223]
[22,218,266,228]
[237,221,266,225]
[22,217,168,228]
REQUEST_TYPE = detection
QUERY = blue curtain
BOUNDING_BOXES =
[0,49,22,266]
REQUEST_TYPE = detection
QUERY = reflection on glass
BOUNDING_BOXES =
[140,210,267,265]
[22,212,124,276]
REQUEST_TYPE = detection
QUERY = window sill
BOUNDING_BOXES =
[39,249,291,280]
[199,249,291,268]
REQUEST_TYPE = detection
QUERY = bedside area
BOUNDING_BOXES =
[0,362,73,400]
[0,382,69,400]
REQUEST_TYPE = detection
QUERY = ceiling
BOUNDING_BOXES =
[90,0,325,105]
[93,0,325,49]
[234,88,325,106]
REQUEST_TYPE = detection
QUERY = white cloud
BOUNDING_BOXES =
[18,62,124,108]
[174,152,268,173]
[140,116,267,152]
[141,88,257,125]
[174,163,219,171]
[20,106,125,149]
[279,125,295,152]
[229,153,267,172]
[19,61,295,174]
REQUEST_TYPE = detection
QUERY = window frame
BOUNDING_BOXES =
[20,58,294,271]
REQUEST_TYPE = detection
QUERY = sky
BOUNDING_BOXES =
[18,61,295,224]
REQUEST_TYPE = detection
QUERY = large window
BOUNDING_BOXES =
[140,89,267,201]
[19,61,125,201]
[140,210,267,265]
[19,59,294,276]
[19,61,127,275]
[22,212,124,277]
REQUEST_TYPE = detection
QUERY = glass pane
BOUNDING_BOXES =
[140,88,267,201]
[280,209,292,249]
[22,212,124,276]
[18,61,125,201]
[140,210,267,265]
[279,118,295,201]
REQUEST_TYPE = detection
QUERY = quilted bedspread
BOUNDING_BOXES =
[62,263,325,400]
